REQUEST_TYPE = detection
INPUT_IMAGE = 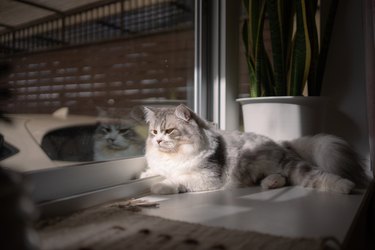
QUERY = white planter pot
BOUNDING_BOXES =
[237,96,327,141]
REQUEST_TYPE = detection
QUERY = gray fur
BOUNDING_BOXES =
[141,104,371,194]
[93,109,145,161]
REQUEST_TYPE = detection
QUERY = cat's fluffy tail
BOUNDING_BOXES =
[284,134,372,188]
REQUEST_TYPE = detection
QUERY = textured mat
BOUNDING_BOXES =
[37,201,338,250]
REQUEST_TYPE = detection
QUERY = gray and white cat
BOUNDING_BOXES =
[140,104,370,195]
[93,110,145,161]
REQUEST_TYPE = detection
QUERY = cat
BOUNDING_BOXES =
[93,108,146,161]
[140,104,371,195]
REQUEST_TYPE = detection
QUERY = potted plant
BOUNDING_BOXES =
[237,0,339,140]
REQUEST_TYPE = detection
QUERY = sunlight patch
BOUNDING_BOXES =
[175,204,251,223]
[239,187,311,202]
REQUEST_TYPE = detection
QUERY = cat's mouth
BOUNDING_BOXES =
[157,147,176,153]
[107,144,127,150]
[157,143,176,152]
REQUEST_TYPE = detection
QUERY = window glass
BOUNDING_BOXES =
[0,0,195,169]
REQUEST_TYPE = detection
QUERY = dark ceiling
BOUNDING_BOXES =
[0,0,161,33]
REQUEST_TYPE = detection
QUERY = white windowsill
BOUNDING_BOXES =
[139,186,368,244]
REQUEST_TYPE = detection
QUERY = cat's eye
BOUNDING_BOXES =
[101,127,111,133]
[151,129,158,135]
[119,128,130,134]
[165,128,175,134]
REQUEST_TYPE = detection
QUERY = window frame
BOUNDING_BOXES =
[21,0,241,217]
[194,0,240,130]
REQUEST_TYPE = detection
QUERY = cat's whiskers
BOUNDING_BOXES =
[107,143,128,150]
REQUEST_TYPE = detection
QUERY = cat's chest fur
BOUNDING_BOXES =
[145,143,211,177]
[94,142,141,161]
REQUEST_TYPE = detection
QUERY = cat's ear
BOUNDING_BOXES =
[175,104,192,122]
[175,104,210,128]
[143,106,156,123]
[130,105,146,123]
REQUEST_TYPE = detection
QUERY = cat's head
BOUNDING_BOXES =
[143,104,210,153]
[94,108,144,151]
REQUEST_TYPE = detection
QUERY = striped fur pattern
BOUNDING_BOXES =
[141,104,370,195]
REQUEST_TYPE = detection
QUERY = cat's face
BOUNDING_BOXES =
[94,119,139,150]
[147,116,183,152]
[144,105,206,154]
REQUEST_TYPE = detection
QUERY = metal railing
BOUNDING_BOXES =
[0,0,193,58]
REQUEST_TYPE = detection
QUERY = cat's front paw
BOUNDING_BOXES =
[261,174,287,189]
[331,179,355,194]
[151,182,179,195]
[140,169,156,179]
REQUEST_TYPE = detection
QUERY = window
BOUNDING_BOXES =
[1,0,195,162]
[0,0,196,204]
[0,0,243,211]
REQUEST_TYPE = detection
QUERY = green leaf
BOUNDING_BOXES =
[306,0,319,96]
[242,21,258,97]
[267,0,294,96]
[262,54,275,96]
[243,0,272,97]
[315,0,339,96]
[241,0,338,97]
[288,0,311,96]
[254,0,274,97]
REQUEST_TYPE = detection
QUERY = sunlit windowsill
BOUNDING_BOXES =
[37,175,164,218]
[36,169,369,246]
[139,186,368,244]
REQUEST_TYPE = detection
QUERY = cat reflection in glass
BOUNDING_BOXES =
[93,108,145,161]
[140,104,370,195]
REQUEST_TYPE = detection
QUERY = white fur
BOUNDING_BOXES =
[142,129,223,194]
[261,174,287,189]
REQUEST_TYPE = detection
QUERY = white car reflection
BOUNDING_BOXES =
[0,110,100,172]
[0,109,152,207]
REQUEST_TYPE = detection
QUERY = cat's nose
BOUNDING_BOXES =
[156,139,162,144]
[107,138,114,143]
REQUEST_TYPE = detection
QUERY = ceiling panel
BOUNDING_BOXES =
[0,0,111,29]
[0,0,175,32]
[31,0,101,12]
[0,0,53,27]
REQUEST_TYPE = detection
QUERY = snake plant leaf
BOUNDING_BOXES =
[288,0,311,96]
[267,0,294,96]
[245,0,261,61]
[248,0,263,54]
[262,53,276,96]
[242,21,258,96]
[306,0,319,96]
[254,0,274,97]
[242,0,338,97]
[315,0,339,96]
[243,0,271,97]
[267,0,284,95]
